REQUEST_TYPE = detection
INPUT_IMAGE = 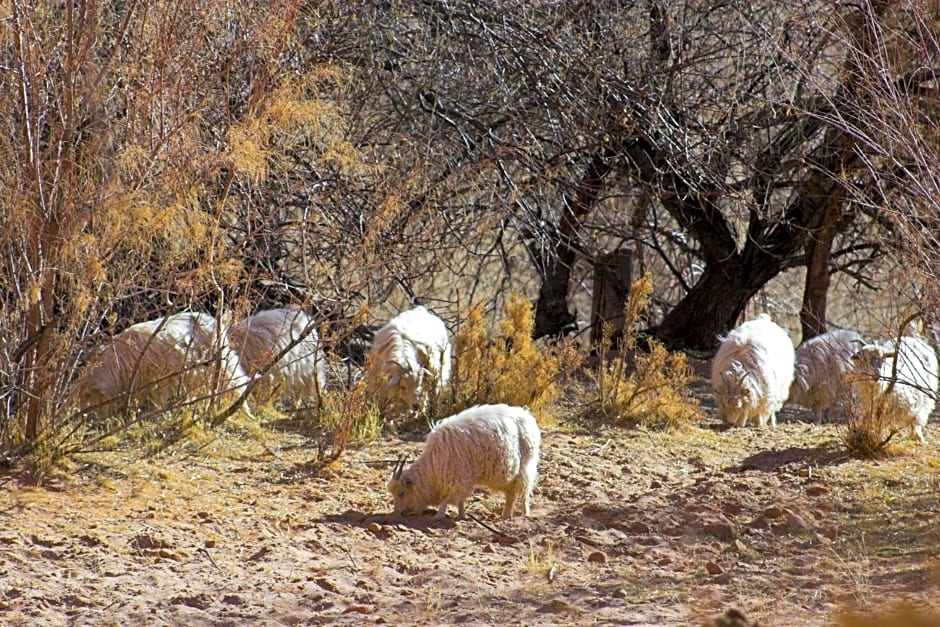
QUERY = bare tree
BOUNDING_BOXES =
[313,0,939,348]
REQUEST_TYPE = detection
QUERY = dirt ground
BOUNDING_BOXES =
[2,380,940,626]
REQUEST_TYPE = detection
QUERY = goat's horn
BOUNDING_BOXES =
[392,456,405,479]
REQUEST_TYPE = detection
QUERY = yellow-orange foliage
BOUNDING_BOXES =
[587,274,703,430]
[430,296,580,426]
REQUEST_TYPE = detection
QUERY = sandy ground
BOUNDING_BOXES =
[2,381,940,626]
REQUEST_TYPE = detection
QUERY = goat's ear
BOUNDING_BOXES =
[403,476,414,486]
[388,375,399,387]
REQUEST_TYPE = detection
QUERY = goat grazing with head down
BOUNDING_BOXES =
[228,307,326,406]
[387,404,541,520]
[789,329,866,423]
[711,313,795,428]
[366,306,451,416]
[851,334,939,441]
[72,311,251,418]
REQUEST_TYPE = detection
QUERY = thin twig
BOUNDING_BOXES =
[341,544,358,569]
[199,547,222,572]
[466,512,510,537]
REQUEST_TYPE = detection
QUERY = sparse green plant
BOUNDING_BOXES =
[429,295,581,427]
[582,274,703,430]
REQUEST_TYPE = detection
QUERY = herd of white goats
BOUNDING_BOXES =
[68,306,938,519]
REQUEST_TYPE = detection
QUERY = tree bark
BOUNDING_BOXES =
[531,148,613,339]
[800,206,841,342]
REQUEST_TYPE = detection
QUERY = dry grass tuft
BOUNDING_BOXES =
[581,274,703,430]
[840,380,909,459]
[293,382,380,468]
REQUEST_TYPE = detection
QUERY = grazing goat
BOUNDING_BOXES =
[388,404,541,520]
[711,313,795,428]
[366,306,451,416]
[851,335,939,441]
[789,329,866,423]
[73,311,251,417]
[228,307,326,405]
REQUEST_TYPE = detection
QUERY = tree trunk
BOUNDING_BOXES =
[533,257,579,338]
[800,206,841,342]
[590,250,633,345]
[531,148,613,339]
[646,265,757,351]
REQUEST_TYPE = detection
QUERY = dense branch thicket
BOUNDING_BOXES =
[313,0,940,346]
[2,0,939,451]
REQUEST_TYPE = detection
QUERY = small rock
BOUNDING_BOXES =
[537,598,581,613]
[705,561,724,575]
[785,512,808,532]
[482,543,495,554]
[315,577,340,594]
[343,604,374,614]
[733,539,748,553]
[495,534,521,545]
[574,534,600,548]
[821,525,839,541]
[762,505,784,519]
[703,519,736,541]
[367,522,382,534]
[611,588,628,599]
[625,521,651,534]
[158,548,184,562]
[657,556,672,566]
[587,551,607,564]
[806,485,829,496]
[204,539,216,549]
[770,523,790,536]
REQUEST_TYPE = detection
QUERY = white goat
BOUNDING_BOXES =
[74,311,251,417]
[711,313,795,428]
[851,335,939,441]
[387,404,541,520]
[228,307,326,405]
[789,329,866,423]
[366,306,451,416]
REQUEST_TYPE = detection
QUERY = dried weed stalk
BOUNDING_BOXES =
[586,274,703,430]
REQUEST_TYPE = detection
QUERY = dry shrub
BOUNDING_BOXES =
[583,274,703,430]
[429,295,581,426]
[294,382,380,468]
[840,380,909,459]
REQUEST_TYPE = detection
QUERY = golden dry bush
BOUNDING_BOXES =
[430,295,581,426]
[840,380,910,459]
[583,274,703,430]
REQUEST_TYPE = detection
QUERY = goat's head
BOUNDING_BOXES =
[387,455,425,516]
[851,343,891,378]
